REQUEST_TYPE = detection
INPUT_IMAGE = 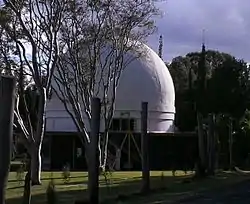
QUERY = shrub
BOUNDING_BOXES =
[62,163,71,184]
[102,169,113,193]
[16,163,25,185]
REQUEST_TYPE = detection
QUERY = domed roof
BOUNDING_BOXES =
[47,42,175,133]
[115,44,175,114]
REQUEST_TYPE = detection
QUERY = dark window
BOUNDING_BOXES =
[42,138,50,156]
[111,119,120,131]
[121,119,129,131]
[110,118,136,132]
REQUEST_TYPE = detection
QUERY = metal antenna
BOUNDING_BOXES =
[202,29,205,45]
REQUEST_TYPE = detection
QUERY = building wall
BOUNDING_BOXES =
[45,97,175,133]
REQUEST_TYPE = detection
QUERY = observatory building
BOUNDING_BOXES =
[44,43,176,170]
[45,44,175,133]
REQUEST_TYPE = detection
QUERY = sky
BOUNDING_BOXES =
[2,0,250,63]
[149,0,250,62]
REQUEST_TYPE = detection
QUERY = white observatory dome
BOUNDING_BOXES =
[113,44,175,133]
[46,43,175,133]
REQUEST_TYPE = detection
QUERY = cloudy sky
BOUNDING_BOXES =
[149,0,250,62]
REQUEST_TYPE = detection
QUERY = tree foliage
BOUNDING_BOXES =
[207,58,250,117]
[169,50,250,131]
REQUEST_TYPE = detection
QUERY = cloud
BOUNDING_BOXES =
[148,0,250,62]
[2,0,249,62]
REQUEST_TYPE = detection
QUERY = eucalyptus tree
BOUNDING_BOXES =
[52,0,158,171]
[0,0,66,184]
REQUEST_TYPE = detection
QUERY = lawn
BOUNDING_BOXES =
[5,170,250,204]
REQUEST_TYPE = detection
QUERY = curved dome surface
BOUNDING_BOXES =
[115,44,175,112]
[113,44,175,133]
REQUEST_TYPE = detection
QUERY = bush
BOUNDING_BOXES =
[16,165,25,185]
[62,163,71,184]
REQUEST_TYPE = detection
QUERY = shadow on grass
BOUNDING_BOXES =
[7,176,140,190]
[6,172,248,204]
[8,175,88,183]
[6,175,190,204]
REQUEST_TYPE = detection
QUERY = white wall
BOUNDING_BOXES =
[45,97,175,133]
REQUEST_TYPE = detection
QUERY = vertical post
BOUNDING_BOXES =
[207,114,215,175]
[49,136,52,170]
[115,148,121,170]
[128,132,131,169]
[229,117,233,170]
[0,76,16,204]
[211,114,216,173]
[197,112,206,177]
[141,102,150,193]
[72,137,75,170]
[88,97,101,204]
[128,116,131,170]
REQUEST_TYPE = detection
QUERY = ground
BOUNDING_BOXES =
[5,171,250,204]
[176,179,250,203]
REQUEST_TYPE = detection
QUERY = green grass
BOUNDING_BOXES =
[5,170,250,204]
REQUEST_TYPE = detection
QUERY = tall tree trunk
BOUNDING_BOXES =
[207,114,215,175]
[76,132,90,169]
[0,76,16,204]
[31,89,46,185]
[213,115,220,171]
[100,130,109,172]
[196,112,206,177]
[22,159,31,204]
[30,143,42,185]
[228,117,233,170]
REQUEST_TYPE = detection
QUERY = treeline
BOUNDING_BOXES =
[168,49,250,169]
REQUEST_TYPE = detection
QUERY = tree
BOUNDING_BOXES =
[0,12,34,203]
[168,56,196,131]
[52,0,158,171]
[0,0,66,184]
[168,50,244,131]
[0,23,16,75]
[207,58,250,117]
[169,50,234,95]
[207,58,250,170]
[168,49,250,172]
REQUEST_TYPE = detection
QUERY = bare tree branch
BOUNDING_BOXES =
[53,0,158,170]
[0,0,67,184]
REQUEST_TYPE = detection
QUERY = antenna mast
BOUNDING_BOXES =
[158,35,163,59]
[202,29,205,46]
